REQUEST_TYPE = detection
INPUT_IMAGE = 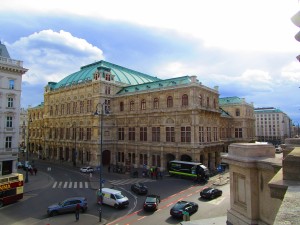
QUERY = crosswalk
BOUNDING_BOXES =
[109,178,156,186]
[52,181,89,189]
[51,178,156,189]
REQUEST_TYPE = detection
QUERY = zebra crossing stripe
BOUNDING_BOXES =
[79,182,83,188]
[58,181,63,188]
[74,182,77,188]
[68,182,72,188]
[52,181,57,188]
[85,182,88,188]
[63,182,68,188]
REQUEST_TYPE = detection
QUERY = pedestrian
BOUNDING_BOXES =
[75,203,80,221]
[33,167,37,175]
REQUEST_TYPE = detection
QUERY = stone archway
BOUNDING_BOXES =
[102,150,111,165]
[165,153,176,170]
[181,154,192,162]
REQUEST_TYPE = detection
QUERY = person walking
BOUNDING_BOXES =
[75,203,80,221]
[33,167,37,175]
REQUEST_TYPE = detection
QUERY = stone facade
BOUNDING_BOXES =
[0,42,27,175]
[28,61,256,171]
[223,143,282,225]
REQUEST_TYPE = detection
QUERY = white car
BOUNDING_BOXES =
[80,166,94,173]
[275,147,283,154]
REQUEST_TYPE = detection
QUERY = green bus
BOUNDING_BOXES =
[168,160,209,179]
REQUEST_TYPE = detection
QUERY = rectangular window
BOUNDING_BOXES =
[129,127,135,141]
[60,104,65,115]
[152,127,160,142]
[213,127,218,141]
[79,128,84,140]
[206,127,211,142]
[66,128,70,139]
[87,128,91,140]
[7,97,13,108]
[9,80,14,89]
[5,136,12,148]
[73,102,77,114]
[140,127,147,141]
[6,116,13,128]
[235,128,243,138]
[199,126,204,143]
[166,127,175,142]
[181,126,191,142]
[60,128,64,139]
[118,128,125,140]
[80,101,84,113]
[86,100,92,113]
[67,103,71,114]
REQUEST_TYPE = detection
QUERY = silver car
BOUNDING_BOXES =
[47,197,88,217]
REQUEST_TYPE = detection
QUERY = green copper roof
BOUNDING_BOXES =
[52,60,161,89]
[117,76,191,94]
[219,96,246,105]
[254,107,283,113]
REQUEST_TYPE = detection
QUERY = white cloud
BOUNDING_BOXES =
[1,0,298,52]
[281,61,300,82]
[7,30,104,84]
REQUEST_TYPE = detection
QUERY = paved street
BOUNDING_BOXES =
[2,158,230,225]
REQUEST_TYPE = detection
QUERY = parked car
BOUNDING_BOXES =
[143,194,160,211]
[47,197,88,217]
[131,182,148,195]
[170,201,198,218]
[275,147,283,154]
[200,187,223,199]
[80,166,94,173]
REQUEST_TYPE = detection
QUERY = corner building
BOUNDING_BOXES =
[28,61,255,171]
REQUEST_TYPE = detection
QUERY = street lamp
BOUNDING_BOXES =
[94,102,107,222]
[25,117,32,183]
[72,123,77,167]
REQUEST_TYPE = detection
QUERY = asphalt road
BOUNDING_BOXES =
[1,159,230,225]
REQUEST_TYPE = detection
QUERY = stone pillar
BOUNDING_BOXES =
[223,143,282,225]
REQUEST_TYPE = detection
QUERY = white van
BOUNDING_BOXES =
[97,188,129,209]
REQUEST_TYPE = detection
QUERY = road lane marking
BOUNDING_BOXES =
[52,181,57,188]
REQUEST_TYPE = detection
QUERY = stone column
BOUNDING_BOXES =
[222,143,282,225]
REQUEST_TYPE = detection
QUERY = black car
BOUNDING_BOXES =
[170,201,198,218]
[131,182,148,195]
[143,194,160,211]
[200,187,222,199]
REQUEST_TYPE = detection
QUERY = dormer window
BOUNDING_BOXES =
[105,73,111,81]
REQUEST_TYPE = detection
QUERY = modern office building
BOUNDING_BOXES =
[27,60,256,171]
[0,42,28,175]
[254,107,292,145]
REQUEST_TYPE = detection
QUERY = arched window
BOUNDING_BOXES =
[182,94,188,107]
[141,99,146,110]
[213,98,217,109]
[236,108,240,116]
[167,96,173,108]
[153,98,159,109]
[120,102,124,111]
[130,101,135,111]
[206,97,210,107]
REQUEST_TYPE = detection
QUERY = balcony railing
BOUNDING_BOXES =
[0,56,23,67]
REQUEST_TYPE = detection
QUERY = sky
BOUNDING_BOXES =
[1,0,300,123]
